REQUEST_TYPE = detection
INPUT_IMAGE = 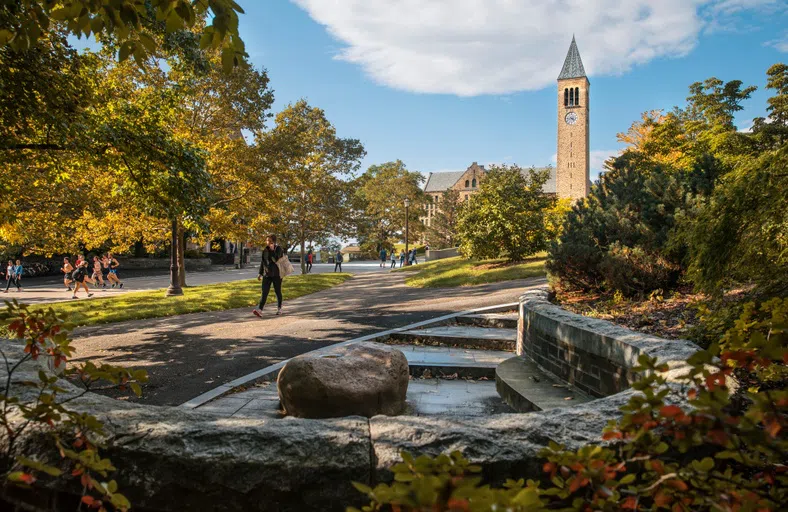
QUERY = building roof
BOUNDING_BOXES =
[557,35,587,80]
[423,166,556,194]
[424,171,466,192]
[341,245,362,253]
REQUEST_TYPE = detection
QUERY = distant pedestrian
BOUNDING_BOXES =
[334,251,343,272]
[70,259,93,299]
[399,250,406,268]
[12,259,23,291]
[252,234,284,317]
[306,249,313,273]
[105,253,123,288]
[61,257,74,291]
[3,260,13,293]
[390,250,397,268]
[379,247,387,268]
[409,249,418,265]
[91,256,106,288]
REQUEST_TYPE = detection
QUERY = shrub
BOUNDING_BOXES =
[0,300,148,510]
[599,243,682,297]
[351,298,787,511]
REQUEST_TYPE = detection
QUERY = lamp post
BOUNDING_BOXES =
[404,198,410,266]
[165,219,183,296]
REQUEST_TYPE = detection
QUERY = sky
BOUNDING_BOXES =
[232,0,787,182]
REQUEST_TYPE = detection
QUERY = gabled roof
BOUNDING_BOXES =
[424,171,466,192]
[558,35,587,80]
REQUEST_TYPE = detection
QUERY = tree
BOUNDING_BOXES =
[0,0,248,71]
[259,100,365,274]
[752,63,788,149]
[456,165,554,262]
[425,189,461,249]
[353,160,425,254]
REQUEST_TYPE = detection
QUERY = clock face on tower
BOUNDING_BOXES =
[565,112,578,125]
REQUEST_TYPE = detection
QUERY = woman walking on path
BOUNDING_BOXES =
[3,260,13,293]
[105,253,123,288]
[91,256,106,288]
[11,260,23,291]
[390,251,397,269]
[399,250,406,268]
[252,235,285,317]
[61,257,74,291]
[334,250,343,272]
[306,250,313,273]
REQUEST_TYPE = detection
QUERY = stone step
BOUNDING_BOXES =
[495,356,592,413]
[398,345,511,379]
[389,326,516,352]
[454,313,519,329]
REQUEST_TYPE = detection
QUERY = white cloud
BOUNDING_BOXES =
[292,0,776,96]
[765,33,788,52]
[591,149,621,180]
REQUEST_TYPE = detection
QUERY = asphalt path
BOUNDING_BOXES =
[69,272,546,406]
[6,261,396,305]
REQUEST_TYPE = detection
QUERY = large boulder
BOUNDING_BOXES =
[278,342,409,418]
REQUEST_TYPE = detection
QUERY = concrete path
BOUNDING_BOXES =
[69,272,545,406]
[9,261,395,305]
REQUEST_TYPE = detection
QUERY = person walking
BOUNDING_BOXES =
[105,252,123,288]
[91,256,106,288]
[409,249,418,265]
[334,250,343,272]
[390,250,397,269]
[3,260,13,293]
[71,259,93,299]
[252,235,285,317]
[379,247,387,268]
[399,250,406,268]
[61,257,74,291]
[306,249,313,273]
[11,259,23,291]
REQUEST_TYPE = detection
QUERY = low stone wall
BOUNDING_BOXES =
[425,247,459,261]
[517,289,699,397]
[119,257,212,271]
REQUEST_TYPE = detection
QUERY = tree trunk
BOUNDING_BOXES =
[166,219,183,296]
[177,222,187,288]
[300,234,306,275]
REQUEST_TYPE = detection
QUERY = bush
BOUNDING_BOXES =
[599,243,681,297]
[351,299,787,511]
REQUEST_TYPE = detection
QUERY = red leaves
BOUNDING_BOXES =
[666,479,688,492]
[19,473,36,485]
[659,405,684,418]
[446,498,470,511]
[705,373,726,391]
[621,496,638,509]
[81,495,103,509]
[602,430,623,440]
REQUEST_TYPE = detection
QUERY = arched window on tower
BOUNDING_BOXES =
[464,180,470,188]
[569,88,574,106]
[575,87,580,106]
[564,88,568,106]
[471,178,477,188]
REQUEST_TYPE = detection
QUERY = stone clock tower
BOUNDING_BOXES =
[556,36,590,199]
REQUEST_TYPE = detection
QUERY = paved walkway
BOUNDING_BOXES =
[10,261,392,305]
[70,272,545,406]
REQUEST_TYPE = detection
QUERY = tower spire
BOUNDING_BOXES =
[558,36,587,80]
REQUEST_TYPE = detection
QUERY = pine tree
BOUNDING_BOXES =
[425,189,461,249]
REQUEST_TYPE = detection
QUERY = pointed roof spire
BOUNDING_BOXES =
[558,35,587,80]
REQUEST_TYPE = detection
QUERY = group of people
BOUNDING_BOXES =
[381,248,419,268]
[61,253,123,299]
[3,260,24,293]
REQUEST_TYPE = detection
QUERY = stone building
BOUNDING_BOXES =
[419,37,590,231]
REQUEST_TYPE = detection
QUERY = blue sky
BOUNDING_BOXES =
[236,0,788,181]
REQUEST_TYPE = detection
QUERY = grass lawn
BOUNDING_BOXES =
[32,273,352,328]
[393,255,546,288]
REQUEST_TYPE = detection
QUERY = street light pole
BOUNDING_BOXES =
[404,198,410,266]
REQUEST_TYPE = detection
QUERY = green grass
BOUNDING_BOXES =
[393,255,546,288]
[32,273,352,327]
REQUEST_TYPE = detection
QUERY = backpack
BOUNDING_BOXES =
[337,253,344,263]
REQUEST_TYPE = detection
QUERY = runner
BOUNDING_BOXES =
[252,234,284,317]
[105,252,123,288]
[70,259,93,299]
[61,257,74,291]
[3,260,13,293]
[91,256,106,288]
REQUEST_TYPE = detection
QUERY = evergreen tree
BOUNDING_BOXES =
[425,189,461,249]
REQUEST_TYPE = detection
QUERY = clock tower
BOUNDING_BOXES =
[556,36,590,199]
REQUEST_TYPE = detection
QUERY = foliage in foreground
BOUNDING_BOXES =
[0,301,148,510]
[457,165,554,262]
[394,256,545,288]
[351,298,787,511]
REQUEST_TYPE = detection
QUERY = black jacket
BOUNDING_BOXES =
[259,245,285,278]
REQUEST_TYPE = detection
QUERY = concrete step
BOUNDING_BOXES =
[389,325,516,352]
[454,313,519,329]
[398,345,511,379]
[496,356,592,413]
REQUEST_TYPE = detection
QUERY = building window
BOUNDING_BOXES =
[569,87,574,106]
[575,87,580,106]
[464,180,470,188]
[564,88,568,106]
[464,194,469,201]
[471,178,476,188]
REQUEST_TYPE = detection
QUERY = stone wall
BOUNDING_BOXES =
[120,257,212,271]
[425,247,460,261]
[518,289,699,397]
